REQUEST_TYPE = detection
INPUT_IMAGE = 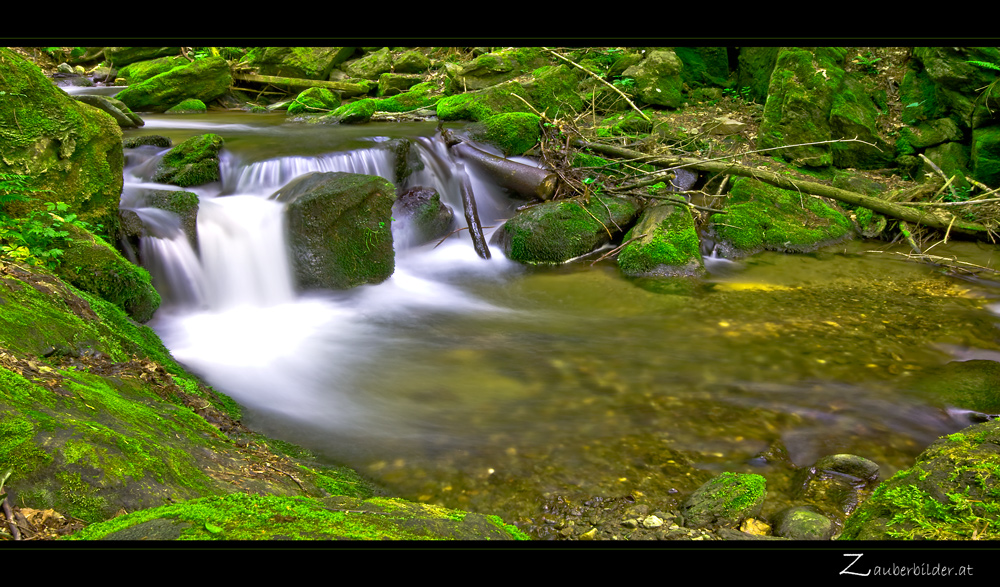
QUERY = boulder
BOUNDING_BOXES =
[105,47,181,68]
[115,56,232,113]
[469,112,542,157]
[392,50,431,74]
[617,202,705,277]
[392,186,455,247]
[271,172,396,290]
[492,194,641,264]
[680,471,767,529]
[621,49,684,109]
[152,134,223,187]
[841,419,1000,540]
[165,99,207,114]
[117,55,188,85]
[73,95,144,129]
[0,48,123,231]
[249,47,356,80]
[708,177,854,257]
[287,87,341,116]
[343,47,393,80]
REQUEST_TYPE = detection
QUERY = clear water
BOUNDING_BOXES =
[122,114,1000,530]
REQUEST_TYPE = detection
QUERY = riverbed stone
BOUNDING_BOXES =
[708,177,854,257]
[73,95,144,129]
[271,171,396,290]
[492,194,641,264]
[680,471,767,529]
[250,47,356,80]
[392,186,455,247]
[152,133,223,187]
[840,419,1000,540]
[622,50,684,109]
[617,201,705,278]
[771,505,836,540]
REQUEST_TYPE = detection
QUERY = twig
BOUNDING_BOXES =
[590,233,647,266]
[542,47,651,123]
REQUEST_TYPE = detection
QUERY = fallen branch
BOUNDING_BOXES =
[574,139,996,238]
[455,162,492,260]
[232,72,371,96]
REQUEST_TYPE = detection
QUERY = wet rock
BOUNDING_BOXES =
[771,505,836,540]
[621,50,684,109]
[392,186,455,247]
[617,202,705,278]
[272,171,395,290]
[115,56,231,113]
[152,133,224,187]
[74,94,144,129]
[680,471,767,529]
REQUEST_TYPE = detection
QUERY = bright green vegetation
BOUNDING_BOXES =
[152,133,224,187]
[618,200,704,277]
[841,421,1000,540]
[472,112,541,156]
[710,177,853,254]
[325,82,439,123]
[165,99,207,114]
[682,471,767,528]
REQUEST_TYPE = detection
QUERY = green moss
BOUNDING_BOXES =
[472,112,541,156]
[327,82,439,123]
[618,203,703,276]
[710,177,853,254]
[165,99,207,114]
[152,133,223,187]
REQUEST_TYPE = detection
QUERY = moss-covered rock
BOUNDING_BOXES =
[53,222,160,323]
[392,50,431,74]
[117,55,188,85]
[435,80,534,122]
[323,81,440,124]
[492,194,641,264]
[165,99,207,114]
[72,95,144,129]
[0,48,124,232]
[66,492,529,541]
[142,189,200,252]
[674,47,731,89]
[840,420,1000,540]
[828,76,895,169]
[621,49,685,109]
[736,47,779,105]
[618,201,705,277]
[343,47,394,81]
[392,186,455,248]
[971,125,1000,187]
[287,87,341,116]
[105,47,181,68]
[114,56,232,113]
[470,112,541,156]
[709,177,854,256]
[272,172,396,290]
[377,73,423,98]
[680,471,767,529]
[443,48,547,93]
[152,133,223,187]
[248,47,356,80]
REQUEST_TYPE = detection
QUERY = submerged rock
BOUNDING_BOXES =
[392,186,455,247]
[272,171,396,290]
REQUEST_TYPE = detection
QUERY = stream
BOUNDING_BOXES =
[121,112,1000,533]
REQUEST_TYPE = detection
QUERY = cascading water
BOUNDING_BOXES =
[116,114,1000,529]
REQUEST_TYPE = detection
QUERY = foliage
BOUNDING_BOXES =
[852,51,882,75]
[723,85,755,104]
[0,201,99,269]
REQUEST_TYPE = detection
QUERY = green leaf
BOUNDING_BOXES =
[204,522,223,534]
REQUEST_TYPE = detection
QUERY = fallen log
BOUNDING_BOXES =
[231,72,371,97]
[443,130,557,200]
[574,140,995,238]
[456,162,492,260]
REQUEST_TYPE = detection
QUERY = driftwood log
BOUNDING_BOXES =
[574,140,995,238]
[443,131,558,200]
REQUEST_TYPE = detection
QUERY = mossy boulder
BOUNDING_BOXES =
[621,49,685,109]
[0,48,124,231]
[675,47,731,89]
[971,125,1000,187]
[443,48,547,93]
[67,493,528,541]
[907,47,1000,130]
[165,99,207,114]
[736,47,779,105]
[249,47,356,80]
[709,177,854,256]
[840,420,1000,540]
[142,189,200,252]
[617,201,705,277]
[492,194,641,264]
[104,47,181,68]
[392,50,431,74]
[435,80,534,121]
[53,222,160,323]
[271,172,396,290]
[117,55,188,85]
[680,471,767,529]
[287,87,341,116]
[114,56,232,113]
[828,76,895,169]
[152,133,224,187]
[759,47,848,167]
[323,81,440,124]
[343,47,394,80]
[377,73,423,97]
[470,112,542,156]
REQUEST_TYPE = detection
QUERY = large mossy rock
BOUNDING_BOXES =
[840,420,1000,540]
[617,202,705,277]
[54,222,161,323]
[250,47,357,80]
[115,56,232,113]
[492,194,641,264]
[435,80,535,122]
[72,95,144,129]
[709,177,854,256]
[117,55,188,85]
[621,49,685,109]
[271,172,396,290]
[903,47,1000,130]
[392,186,455,248]
[67,493,528,541]
[469,112,542,156]
[759,47,873,168]
[443,48,548,93]
[323,82,440,124]
[680,472,767,529]
[343,47,393,80]
[152,133,224,187]
[104,47,181,68]
[0,48,124,231]
[287,87,342,116]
